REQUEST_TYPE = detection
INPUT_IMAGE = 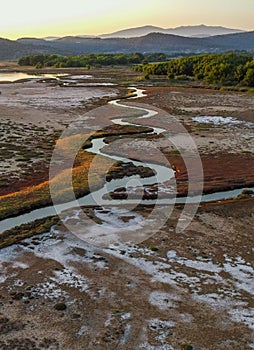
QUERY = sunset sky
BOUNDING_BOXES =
[1,0,254,39]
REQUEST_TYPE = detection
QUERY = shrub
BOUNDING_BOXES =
[150,246,159,252]
[181,344,193,350]
[54,303,67,311]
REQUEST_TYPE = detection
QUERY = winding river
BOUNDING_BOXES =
[0,87,253,234]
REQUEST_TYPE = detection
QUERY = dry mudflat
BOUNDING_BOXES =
[0,200,253,350]
[0,71,118,195]
[0,69,253,349]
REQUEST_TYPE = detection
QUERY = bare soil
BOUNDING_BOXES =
[0,199,253,350]
[0,68,253,349]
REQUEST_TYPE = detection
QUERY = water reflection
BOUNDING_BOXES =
[0,72,66,82]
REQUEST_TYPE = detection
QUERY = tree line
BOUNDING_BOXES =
[134,52,254,86]
[18,53,167,68]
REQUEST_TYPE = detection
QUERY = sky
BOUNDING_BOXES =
[1,0,254,39]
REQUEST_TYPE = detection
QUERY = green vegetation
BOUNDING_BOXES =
[54,303,67,311]
[237,190,254,200]
[0,216,59,249]
[0,124,155,221]
[0,143,113,221]
[181,345,194,350]
[134,52,254,86]
[150,246,159,252]
[83,124,154,149]
[18,52,167,68]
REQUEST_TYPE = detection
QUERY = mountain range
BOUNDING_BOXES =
[100,24,245,38]
[0,25,254,60]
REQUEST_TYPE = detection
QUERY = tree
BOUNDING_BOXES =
[243,68,254,87]
[235,64,247,82]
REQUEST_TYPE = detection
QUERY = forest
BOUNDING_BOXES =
[18,53,167,68]
[134,52,254,86]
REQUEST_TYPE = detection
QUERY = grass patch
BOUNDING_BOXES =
[82,124,153,150]
[166,149,182,155]
[0,133,114,220]
[0,216,59,249]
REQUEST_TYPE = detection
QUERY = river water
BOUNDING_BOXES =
[0,87,252,234]
[0,72,67,82]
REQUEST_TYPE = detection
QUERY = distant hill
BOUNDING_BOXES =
[17,38,51,45]
[101,24,245,38]
[1,30,254,60]
[205,31,254,50]
[127,33,208,52]
[0,38,60,60]
[101,26,167,38]
[169,24,245,37]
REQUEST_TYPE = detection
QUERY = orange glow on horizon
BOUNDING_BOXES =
[0,0,253,40]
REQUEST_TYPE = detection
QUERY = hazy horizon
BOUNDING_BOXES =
[2,23,253,41]
[1,0,254,40]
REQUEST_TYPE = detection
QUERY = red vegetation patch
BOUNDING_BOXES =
[166,153,254,196]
